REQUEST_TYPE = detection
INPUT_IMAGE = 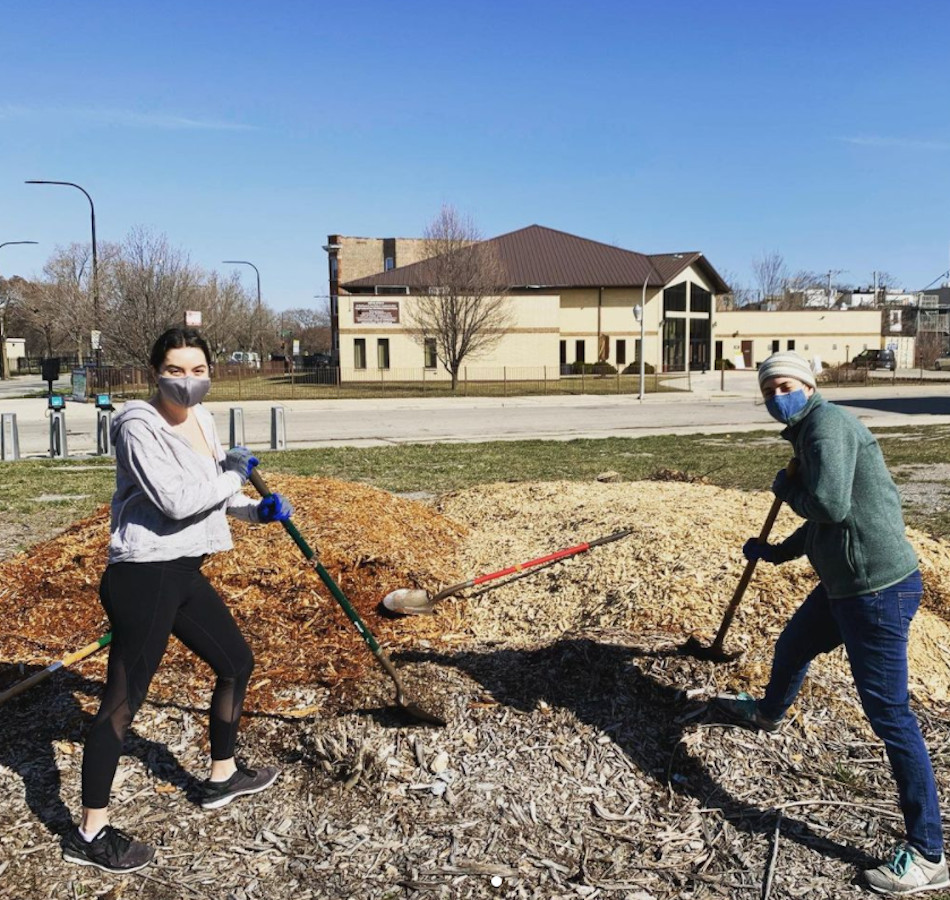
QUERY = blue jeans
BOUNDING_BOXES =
[759,570,944,859]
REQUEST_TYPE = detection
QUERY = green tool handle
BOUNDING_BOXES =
[250,469,383,656]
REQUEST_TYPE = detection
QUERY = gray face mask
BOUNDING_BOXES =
[157,375,211,408]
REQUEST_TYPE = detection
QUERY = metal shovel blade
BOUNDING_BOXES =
[382,588,434,616]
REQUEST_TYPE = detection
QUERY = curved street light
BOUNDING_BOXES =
[0,241,39,380]
[222,259,264,362]
[26,180,101,370]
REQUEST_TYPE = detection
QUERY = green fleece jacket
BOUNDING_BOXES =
[771,391,918,598]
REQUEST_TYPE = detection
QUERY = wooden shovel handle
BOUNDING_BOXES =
[709,458,798,652]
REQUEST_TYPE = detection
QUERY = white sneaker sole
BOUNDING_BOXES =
[200,769,280,810]
[62,849,153,873]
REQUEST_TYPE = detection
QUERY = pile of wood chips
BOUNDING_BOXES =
[0,475,465,714]
[426,480,950,709]
[3,476,950,899]
[4,475,950,718]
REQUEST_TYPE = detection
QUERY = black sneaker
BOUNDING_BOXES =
[199,763,279,810]
[62,825,155,873]
[712,692,782,733]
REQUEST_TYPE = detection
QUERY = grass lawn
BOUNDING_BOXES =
[3,425,950,557]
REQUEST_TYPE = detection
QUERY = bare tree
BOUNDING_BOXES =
[875,271,900,304]
[404,205,512,390]
[105,227,202,366]
[193,271,256,361]
[752,251,789,306]
[777,269,825,309]
[715,269,754,309]
[279,305,331,354]
[5,272,80,362]
[0,276,36,378]
[39,242,114,363]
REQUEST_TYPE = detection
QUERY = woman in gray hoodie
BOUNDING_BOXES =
[63,328,293,874]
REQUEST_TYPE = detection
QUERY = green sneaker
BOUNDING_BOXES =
[864,844,949,895]
[712,692,781,733]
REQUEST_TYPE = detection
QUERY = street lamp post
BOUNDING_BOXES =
[222,260,264,363]
[25,181,100,372]
[0,241,39,381]
[633,279,647,402]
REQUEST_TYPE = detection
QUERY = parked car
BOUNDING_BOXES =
[849,348,896,371]
[303,352,332,368]
[934,353,950,371]
[227,351,261,368]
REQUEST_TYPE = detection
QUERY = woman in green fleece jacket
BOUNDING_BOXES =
[716,352,946,896]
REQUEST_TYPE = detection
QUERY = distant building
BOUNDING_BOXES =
[715,309,888,369]
[325,224,729,380]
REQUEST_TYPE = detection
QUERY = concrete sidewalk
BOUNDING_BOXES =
[2,371,948,459]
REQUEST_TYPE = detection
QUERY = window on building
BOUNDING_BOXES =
[384,257,395,271]
[663,282,687,313]
[354,338,366,369]
[559,340,567,366]
[377,338,390,370]
[787,340,796,351]
[772,340,780,353]
[635,339,642,365]
[424,338,437,368]
[575,340,586,363]
[616,339,627,366]
[690,284,711,313]
[329,257,338,280]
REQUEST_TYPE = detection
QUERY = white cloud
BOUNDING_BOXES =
[838,135,950,151]
[0,104,255,131]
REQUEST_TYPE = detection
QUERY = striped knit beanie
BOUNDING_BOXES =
[757,352,817,389]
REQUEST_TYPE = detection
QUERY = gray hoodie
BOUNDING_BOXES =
[108,400,259,564]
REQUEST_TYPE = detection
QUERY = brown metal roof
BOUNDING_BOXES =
[342,224,730,293]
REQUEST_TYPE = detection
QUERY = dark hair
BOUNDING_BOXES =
[148,328,212,370]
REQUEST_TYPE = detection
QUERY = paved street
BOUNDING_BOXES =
[1,370,949,459]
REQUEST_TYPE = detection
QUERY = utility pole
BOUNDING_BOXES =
[826,269,846,308]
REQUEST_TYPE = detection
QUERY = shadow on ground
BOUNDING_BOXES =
[0,664,196,837]
[398,638,879,870]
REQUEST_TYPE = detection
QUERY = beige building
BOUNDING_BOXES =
[715,309,891,369]
[323,225,900,381]
[327,225,730,380]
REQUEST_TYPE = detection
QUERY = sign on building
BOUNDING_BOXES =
[353,300,400,324]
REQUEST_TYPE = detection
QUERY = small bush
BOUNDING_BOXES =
[570,361,618,376]
[621,362,655,375]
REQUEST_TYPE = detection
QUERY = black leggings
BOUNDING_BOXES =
[82,557,254,809]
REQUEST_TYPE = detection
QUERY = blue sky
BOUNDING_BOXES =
[2,0,949,309]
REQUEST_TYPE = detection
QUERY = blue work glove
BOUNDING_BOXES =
[224,446,259,484]
[257,493,294,523]
[742,538,777,564]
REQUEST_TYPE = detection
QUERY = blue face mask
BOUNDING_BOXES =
[765,389,809,424]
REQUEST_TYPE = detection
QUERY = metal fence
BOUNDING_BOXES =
[96,364,687,401]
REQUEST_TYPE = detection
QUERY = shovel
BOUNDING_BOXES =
[250,469,445,727]
[382,529,633,616]
[682,458,797,663]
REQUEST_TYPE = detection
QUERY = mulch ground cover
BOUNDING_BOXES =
[1,475,948,900]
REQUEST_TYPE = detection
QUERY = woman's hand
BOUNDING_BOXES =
[257,493,294,523]
[224,447,259,484]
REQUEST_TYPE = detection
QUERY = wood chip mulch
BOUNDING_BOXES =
[1,477,949,900]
